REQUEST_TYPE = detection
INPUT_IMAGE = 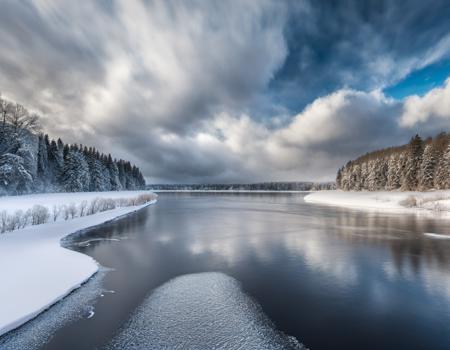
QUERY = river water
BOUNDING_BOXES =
[11,193,450,349]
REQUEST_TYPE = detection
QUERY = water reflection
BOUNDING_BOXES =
[41,193,450,350]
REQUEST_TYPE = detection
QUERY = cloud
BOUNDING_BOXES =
[274,0,450,111]
[1,1,450,183]
[401,77,450,127]
[138,89,403,183]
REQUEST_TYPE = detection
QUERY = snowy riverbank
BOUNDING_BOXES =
[0,191,156,336]
[304,190,450,216]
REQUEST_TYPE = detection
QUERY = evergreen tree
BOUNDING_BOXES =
[418,144,436,190]
[401,135,423,191]
[386,154,401,190]
[435,144,450,189]
[60,150,90,192]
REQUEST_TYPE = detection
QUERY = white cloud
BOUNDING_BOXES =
[2,1,450,182]
[401,77,450,127]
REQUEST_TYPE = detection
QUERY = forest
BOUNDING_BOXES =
[147,182,336,191]
[0,94,145,195]
[337,132,450,191]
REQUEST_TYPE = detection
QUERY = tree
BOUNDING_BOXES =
[435,144,450,189]
[60,150,90,192]
[386,154,401,190]
[418,144,436,190]
[36,134,49,189]
[0,153,33,195]
[401,135,423,191]
[0,93,12,138]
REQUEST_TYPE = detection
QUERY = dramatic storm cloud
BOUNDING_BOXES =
[1,0,450,182]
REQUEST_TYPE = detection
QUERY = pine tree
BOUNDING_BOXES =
[386,154,401,190]
[435,144,450,189]
[418,144,436,190]
[36,134,49,189]
[401,135,423,191]
[336,168,342,189]
[60,150,90,192]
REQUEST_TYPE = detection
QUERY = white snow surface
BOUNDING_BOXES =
[304,190,450,217]
[0,191,156,336]
[0,191,152,215]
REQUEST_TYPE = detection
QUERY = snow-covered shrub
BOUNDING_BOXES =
[135,194,155,205]
[101,198,116,211]
[79,200,88,217]
[114,197,129,207]
[62,205,70,221]
[21,209,32,228]
[399,195,417,208]
[1,192,156,233]
[31,205,50,225]
[7,210,24,231]
[87,198,101,215]
[67,203,77,219]
[0,210,7,233]
[52,204,62,221]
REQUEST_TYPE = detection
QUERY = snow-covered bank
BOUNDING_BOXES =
[304,190,450,216]
[0,191,156,336]
[0,191,155,215]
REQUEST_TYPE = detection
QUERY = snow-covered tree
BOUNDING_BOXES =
[60,150,90,192]
[401,135,423,191]
[0,153,33,195]
[0,96,146,195]
[435,144,450,189]
[418,144,436,190]
[386,154,401,190]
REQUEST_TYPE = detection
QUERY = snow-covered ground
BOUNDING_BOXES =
[0,191,153,215]
[0,191,156,336]
[304,190,450,217]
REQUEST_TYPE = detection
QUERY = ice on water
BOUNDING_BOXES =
[107,272,306,350]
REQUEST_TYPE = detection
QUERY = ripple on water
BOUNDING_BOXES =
[107,272,306,350]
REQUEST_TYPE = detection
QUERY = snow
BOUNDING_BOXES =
[424,233,450,239]
[0,191,152,215]
[0,191,156,336]
[304,190,450,217]
[107,272,305,350]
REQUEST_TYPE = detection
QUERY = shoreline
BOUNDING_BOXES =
[0,196,156,337]
[152,190,313,193]
[304,190,450,219]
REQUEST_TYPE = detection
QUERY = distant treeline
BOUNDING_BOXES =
[0,94,145,195]
[147,182,336,191]
[337,132,450,191]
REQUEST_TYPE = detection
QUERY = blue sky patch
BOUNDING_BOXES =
[384,60,450,99]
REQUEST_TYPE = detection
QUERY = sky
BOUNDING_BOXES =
[1,0,450,183]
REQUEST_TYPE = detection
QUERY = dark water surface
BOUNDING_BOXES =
[42,193,450,349]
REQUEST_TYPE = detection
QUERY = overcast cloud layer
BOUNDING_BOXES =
[1,0,450,183]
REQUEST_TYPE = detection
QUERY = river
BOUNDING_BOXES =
[7,192,450,349]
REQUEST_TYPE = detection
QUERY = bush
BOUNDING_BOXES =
[31,205,50,225]
[399,195,417,208]
[52,204,62,221]
[79,200,88,217]
[1,192,156,234]
[135,194,156,205]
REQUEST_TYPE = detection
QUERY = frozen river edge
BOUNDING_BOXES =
[0,193,156,337]
[304,190,450,218]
